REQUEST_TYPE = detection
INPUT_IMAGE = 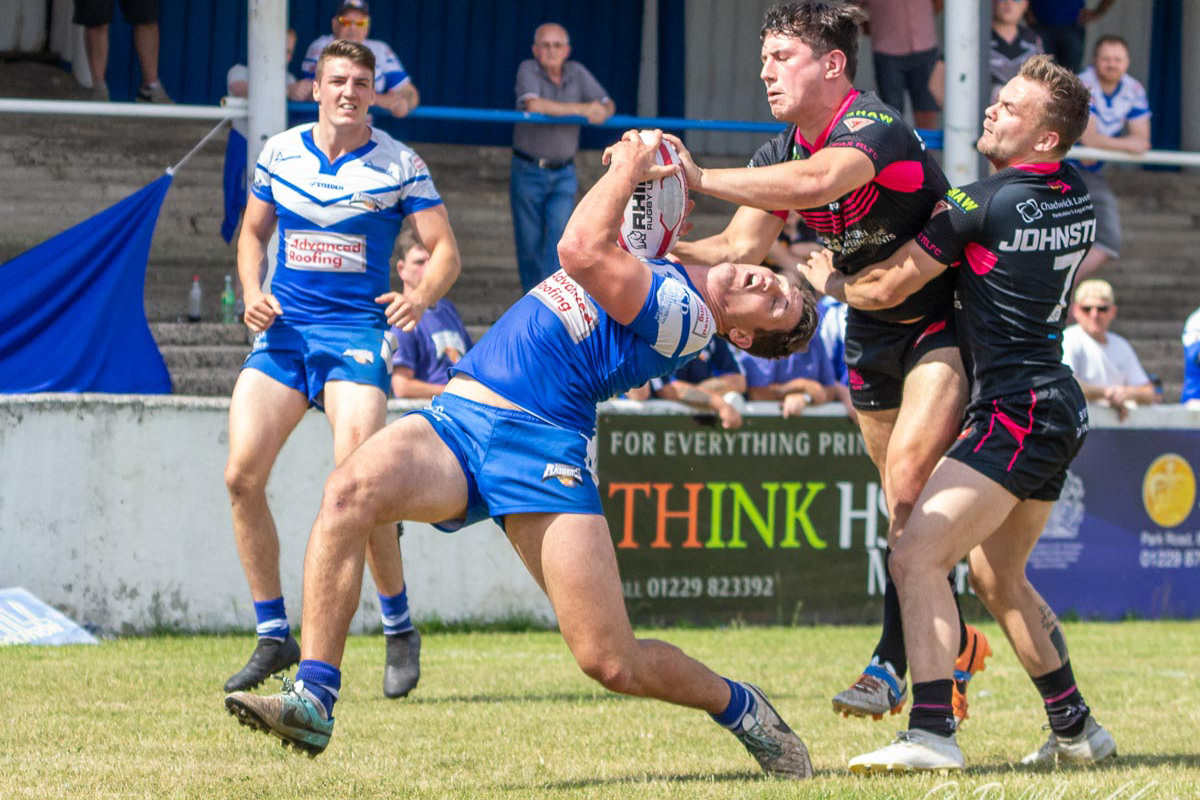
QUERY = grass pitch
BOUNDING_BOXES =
[2,622,1197,799]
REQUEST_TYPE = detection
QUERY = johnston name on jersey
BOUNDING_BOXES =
[916,162,1097,401]
[251,124,443,327]
[453,260,715,435]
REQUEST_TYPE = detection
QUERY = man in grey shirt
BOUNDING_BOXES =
[510,22,614,292]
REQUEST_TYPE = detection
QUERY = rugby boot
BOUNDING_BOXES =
[730,683,813,779]
[1021,717,1117,766]
[833,659,907,719]
[223,634,301,692]
[849,729,965,774]
[225,676,333,757]
[952,624,993,724]
[383,628,421,698]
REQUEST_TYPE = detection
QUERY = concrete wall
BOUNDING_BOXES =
[0,395,553,635]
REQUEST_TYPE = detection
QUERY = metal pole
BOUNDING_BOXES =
[942,1,983,186]
[247,0,288,173]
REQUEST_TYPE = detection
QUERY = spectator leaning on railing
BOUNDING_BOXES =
[1061,279,1159,419]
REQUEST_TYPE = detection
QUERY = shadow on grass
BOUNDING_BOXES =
[395,690,635,705]
[526,768,841,791]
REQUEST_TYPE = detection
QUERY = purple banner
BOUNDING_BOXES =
[1032,427,1200,618]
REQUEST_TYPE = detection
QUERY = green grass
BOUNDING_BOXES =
[2,622,1198,799]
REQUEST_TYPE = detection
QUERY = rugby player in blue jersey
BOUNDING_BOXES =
[802,55,1116,773]
[225,129,820,779]
[222,40,461,700]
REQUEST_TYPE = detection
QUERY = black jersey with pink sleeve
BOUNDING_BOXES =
[750,90,951,322]
[915,162,1097,401]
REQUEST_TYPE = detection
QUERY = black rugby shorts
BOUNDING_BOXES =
[844,308,959,411]
[947,378,1088,501]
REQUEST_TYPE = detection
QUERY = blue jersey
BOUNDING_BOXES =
[454,260,716,434]
[390,298,472,386]
[1184,309,1200,403]
[1076,67,1151,172]
[301,35,412,94]
[736,336,836,389]
[251,124,442,327]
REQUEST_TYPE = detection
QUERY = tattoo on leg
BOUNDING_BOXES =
[1038,603,1068,665]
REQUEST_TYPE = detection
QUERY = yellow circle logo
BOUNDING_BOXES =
[1142,454,1196,528]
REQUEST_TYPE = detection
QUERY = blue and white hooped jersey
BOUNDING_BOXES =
[301,36,411,94]
[251,124,442,326]
[453,259,716,435]
[1076,67,1151,171]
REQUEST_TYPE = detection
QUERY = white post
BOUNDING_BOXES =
[942,1,985,186]
[247,0,288,172]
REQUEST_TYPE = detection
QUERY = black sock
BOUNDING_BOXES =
[1032,660,1090,737]
[950,571,967,657]
[909,679,956,736]
[871,548,908,676]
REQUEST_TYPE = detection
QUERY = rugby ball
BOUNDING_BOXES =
[618,132,688,258]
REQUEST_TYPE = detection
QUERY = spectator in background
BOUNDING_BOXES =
[1074,35,1151,282]
[296,0,420,118]
[737,336,839,419]
[390,229,472,399]
[1062,279,1158,420]
[928,0,1043,109]
[74,0,172,102]
[1026,0,1115,74]
[1182,308,1200,405]
[651,339,747,430]
[988,0,1042,101]
[226,28,310,103]
[510,23,614,292]
[859,0,942,130]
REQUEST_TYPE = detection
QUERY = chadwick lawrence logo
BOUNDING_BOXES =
[285,230,367,273]
[1016,199,1043,224]
[542,463,583,487]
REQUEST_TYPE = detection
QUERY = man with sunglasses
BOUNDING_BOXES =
[297,0,420,118]
[1062,279,1158,420]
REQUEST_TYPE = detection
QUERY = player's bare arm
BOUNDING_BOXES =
[664,133,876,213]
[236,194,284,331]
[800,239,948,311]
[557,130,675,324]
[377,206,461,332]
[672,205,784,267]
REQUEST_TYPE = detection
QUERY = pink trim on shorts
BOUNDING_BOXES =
[973,389,1038,471]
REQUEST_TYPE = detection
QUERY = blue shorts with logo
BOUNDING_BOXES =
[412,393,601,531]
[243,322,395,409]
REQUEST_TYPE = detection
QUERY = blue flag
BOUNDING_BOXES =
[0,174,173,394]
[222,127,248,244]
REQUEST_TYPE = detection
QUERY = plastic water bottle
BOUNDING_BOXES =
[221,275,236,324]
[187,275,202,322]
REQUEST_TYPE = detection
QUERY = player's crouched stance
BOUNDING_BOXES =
[801,57,1116,774]
[226,130,818,778]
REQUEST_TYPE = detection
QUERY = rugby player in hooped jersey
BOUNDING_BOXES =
[802,55,1117,772]
[667,1,985,727]
[224,129,821,779]
[221,40,461,702]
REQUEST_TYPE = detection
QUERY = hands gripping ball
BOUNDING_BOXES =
[617,132,688,258]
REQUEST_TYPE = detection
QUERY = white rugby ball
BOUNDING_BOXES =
[618,132,688,258]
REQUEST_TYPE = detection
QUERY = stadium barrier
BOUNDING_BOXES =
[2,396,1198,635]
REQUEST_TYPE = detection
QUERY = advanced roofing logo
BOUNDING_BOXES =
[1142,453,1196,528]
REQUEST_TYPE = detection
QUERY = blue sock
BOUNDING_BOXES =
[253,596,289,641]
[379,588,414,636]
[711,678,757,730]
[295,659,341,719]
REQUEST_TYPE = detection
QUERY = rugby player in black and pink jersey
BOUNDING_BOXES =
[669,1,986,728]
[802,55,1117,773]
